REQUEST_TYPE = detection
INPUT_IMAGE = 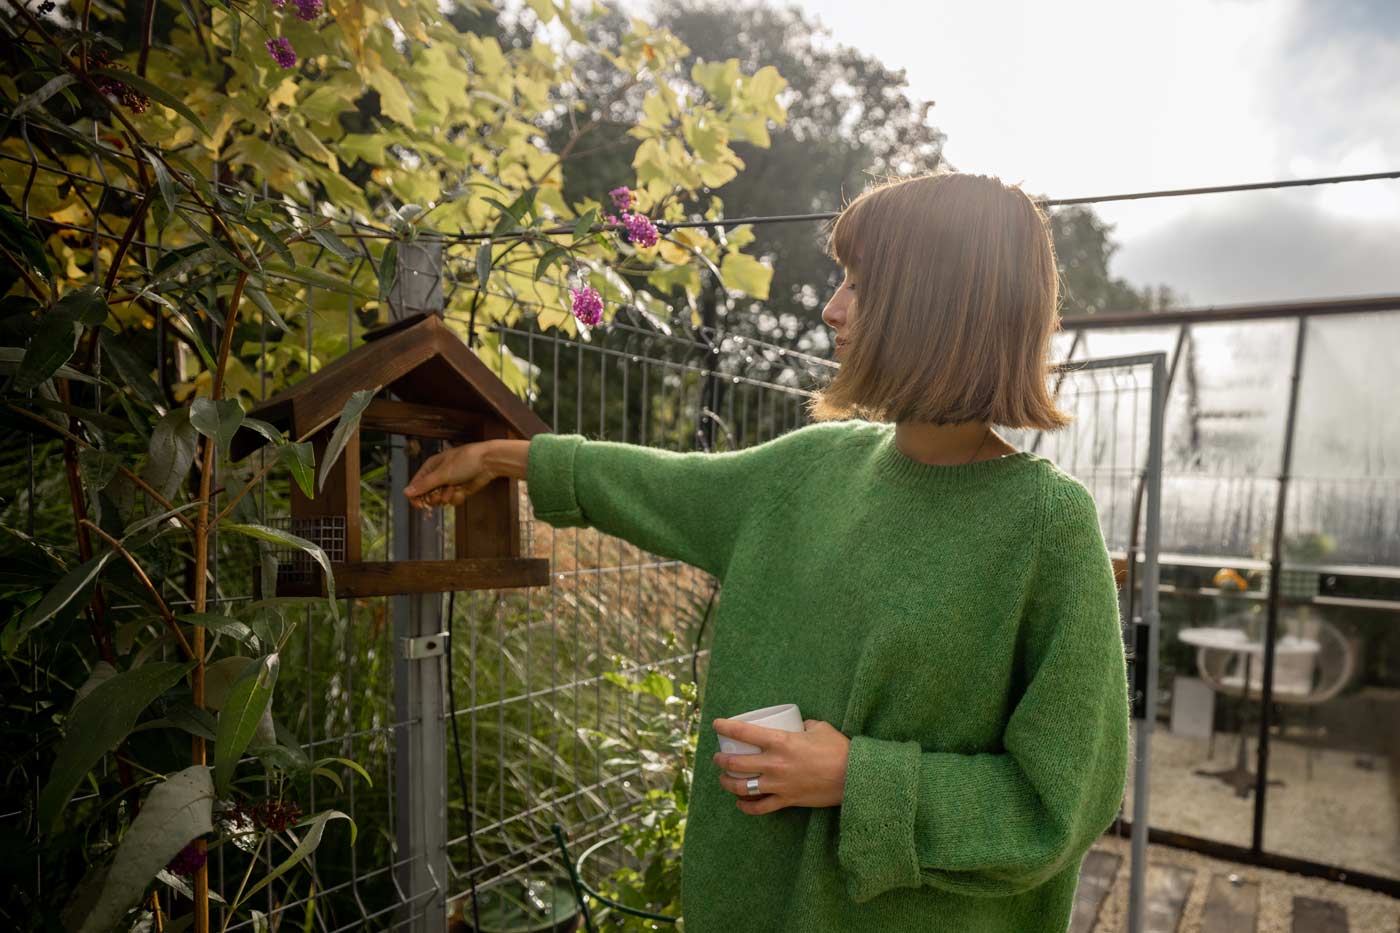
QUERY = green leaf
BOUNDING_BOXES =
[12,74,77,119]
[318,387,375,492]
[94,69,210,138]
[145,151,178,219]
[214,653,278,796]
[571,208,598,241]
[534,245,568,282]
[178,612,259,649]
[38,661,197,833]
[202,655,257,710]
[244,217,294,269]
[78,448,121,494]
[0,208,51,282]
[378,241,399,305]
[0,347,95,385]
[241,416,286,447]
[163,699,218,741]
[52,285,109,325]
[279,441,315,499]
[309,225,359,263]
[475,239,492,291]
[243,284,290,332]
[190,396,245,462]
[225,524,337,616]
[265,260,374,299]
[235,811,355,907]
[70,765,214,933]
[141,408,198,501]
[310,756,372,789]
[11,552,112,649]
[98,329,165,409]
[11,316,79,392]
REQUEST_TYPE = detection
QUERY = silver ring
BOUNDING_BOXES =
[745,776,761,796]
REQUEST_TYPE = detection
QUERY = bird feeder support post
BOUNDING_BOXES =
[391,435,450,932]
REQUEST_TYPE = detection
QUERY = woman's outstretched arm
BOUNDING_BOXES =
[834,477,1131,903]
[405,429,819,581]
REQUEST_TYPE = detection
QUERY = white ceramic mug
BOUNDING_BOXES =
[717,703,804,780]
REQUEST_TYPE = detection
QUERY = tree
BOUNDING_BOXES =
[1048,205,1179,315]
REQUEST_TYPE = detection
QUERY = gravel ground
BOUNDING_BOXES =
[1089,832,1399,932]
[1124,726,1400,879]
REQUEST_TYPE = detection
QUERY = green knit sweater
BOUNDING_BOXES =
[526,419,1131,933]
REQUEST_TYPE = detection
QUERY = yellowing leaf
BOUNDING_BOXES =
[368,65,414,126]
[720,252,771,300]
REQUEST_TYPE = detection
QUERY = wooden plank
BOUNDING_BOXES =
[361,399,483,440]
[278,558,551,598]
[1292,896,1349,933]
[1145,863,1195,933]
[1200,873,1259,933]
[456,418,517,560]
[1069,848,1120,933]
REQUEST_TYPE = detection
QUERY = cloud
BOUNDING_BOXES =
[1111,192,1400,305]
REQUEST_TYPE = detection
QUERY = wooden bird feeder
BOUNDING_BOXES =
[231,313,551,598]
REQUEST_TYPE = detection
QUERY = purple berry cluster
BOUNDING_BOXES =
[605,186,659,249]
[569,286,603,326]
[89,48,150,113]
[265,36,297,69]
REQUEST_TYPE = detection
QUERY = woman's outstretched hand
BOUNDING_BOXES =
[403,439,528,509]
[711,718,851,815]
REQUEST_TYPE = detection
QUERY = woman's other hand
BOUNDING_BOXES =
[711,718,851,815]
[404,439,528,509]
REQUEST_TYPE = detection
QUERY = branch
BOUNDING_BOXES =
[3,403,195,529]
[79,519,195,661]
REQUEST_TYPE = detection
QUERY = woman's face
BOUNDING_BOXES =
[822,267,856,358]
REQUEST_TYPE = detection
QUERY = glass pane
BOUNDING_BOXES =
[1289,311,1400,567]
[1263,310,1400,880]
[1157,318,1298,560]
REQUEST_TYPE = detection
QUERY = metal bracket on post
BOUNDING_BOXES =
[401,632,449,661]
[391,435,450,933]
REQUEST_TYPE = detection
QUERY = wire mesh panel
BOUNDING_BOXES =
[436,311,835,927]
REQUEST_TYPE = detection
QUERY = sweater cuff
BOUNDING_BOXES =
[526,434,588,527]
[836,734,923,904]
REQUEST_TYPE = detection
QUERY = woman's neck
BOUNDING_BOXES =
[893,420,1019,466]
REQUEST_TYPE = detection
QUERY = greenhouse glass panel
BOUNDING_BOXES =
[1288,311,1400,568]
[1158,318,1299,560]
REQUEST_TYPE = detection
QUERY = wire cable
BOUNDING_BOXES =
[442,169,1400,242]
[445,589,483,933]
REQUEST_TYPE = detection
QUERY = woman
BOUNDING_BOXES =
[404,172,1131,933]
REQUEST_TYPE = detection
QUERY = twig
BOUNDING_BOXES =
[80,519,195,660]
[216,455,280,524]
[4,403,194,529]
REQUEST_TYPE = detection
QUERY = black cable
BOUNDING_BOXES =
[690,580,719,692]
[445,589,483,933]
[439,169,1400,243]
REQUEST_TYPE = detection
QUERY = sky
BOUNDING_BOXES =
[643,0,1400,307]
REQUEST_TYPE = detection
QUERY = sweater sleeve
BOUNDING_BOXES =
[525,428,808,580]
[835,476,1131,904]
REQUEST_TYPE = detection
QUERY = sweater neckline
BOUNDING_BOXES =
[871,424,1042,486]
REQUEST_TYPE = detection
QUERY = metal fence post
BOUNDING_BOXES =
[392,436,450,932]
[1126,352,1166,933]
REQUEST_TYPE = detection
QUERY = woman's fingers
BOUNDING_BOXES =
[716,767,784,795]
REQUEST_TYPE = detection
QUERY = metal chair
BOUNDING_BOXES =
[1195,611,1360,779]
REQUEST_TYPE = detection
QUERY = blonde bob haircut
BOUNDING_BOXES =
[807,171,1072,431]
